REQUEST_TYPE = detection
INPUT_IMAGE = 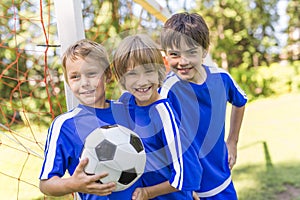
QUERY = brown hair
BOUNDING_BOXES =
[161,12,210,51]
[112,34,166,89]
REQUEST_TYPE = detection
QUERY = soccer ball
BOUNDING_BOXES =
[81,124,146,191]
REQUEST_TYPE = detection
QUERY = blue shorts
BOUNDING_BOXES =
[199,181,238,200]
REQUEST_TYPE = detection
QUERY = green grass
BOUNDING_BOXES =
[230,93,300,199]
[1,93,299,199]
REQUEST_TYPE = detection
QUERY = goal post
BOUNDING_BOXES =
[53,0,84,110]
[133,0,171,22]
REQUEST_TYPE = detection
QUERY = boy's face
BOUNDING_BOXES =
[123,65,160,106]
[166,41,206,84]
[66,57,107,108]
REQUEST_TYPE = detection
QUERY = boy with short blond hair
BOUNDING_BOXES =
[39,39,140,199]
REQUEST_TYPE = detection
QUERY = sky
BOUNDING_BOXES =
[276,0,289,48]
[157,0,196,14]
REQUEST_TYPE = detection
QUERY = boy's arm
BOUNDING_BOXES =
[132,181,178,200]
[39,158,116,197]
[226,105,245,169]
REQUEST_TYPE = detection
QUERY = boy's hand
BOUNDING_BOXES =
[226,140,237,170]
[132,187,150,200]
[71,158,116,196]
[193,191,200,200]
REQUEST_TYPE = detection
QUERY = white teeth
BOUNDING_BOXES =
[81,90,94,94]
[136,86,151,92]
[176,67,192,71]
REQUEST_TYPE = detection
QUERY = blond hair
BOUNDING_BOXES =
[62,39,111,84]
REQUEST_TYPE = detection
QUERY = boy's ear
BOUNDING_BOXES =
[202,50,208,58]
[105,70,112,83]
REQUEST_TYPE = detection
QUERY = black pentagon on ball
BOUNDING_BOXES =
[130,134,144,153]
[95,139,116,161]
[118,168,137,185]
[101,124,118,129]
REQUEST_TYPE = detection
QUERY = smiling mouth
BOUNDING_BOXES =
[80,90,95,95]
[174,66,193,71]
[135,86,151,93]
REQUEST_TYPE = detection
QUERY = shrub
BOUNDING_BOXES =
[230,61,300,101]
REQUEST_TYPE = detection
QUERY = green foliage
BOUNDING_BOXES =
[195,0,282,68]
[0,0,163,128]
[286,0,300,62]
[0,0,297,127]
[230,61,300,101]
[106,78,122,100]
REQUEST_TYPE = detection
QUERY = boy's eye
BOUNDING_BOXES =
[125,71,137,76]
[145,69,155,74]
[69,74,80,80]
[188,50,198,55]
[87,71,98,77]
[168,51,180,57]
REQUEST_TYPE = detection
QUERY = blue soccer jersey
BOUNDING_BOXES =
[39,101,141,200]
[119,92,202,200]
[160,65,247,198]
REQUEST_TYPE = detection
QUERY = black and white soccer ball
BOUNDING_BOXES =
[81,124,146,191]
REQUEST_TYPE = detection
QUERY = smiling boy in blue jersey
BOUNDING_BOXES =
[160,12,247,199]
[39,39,141,200]
[112,34,202,200]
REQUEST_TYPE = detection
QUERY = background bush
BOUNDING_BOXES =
[230,61,300,101]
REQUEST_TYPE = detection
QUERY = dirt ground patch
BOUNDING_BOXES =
[276,184,300,200]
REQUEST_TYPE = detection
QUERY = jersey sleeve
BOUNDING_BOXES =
[39,112,79,180]
[224,73,248,107]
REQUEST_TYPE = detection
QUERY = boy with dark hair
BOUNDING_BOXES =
[160,12,247,199]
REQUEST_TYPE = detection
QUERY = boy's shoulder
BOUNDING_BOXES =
[49,107,85,134]
[118,91,133,105]
[160,71,197,99]
[205,65,229,75]
[54,106,83,121]
[160,71,184,98]
[204,65,234,84]
[164,71,180,82]
[52,104,110,125]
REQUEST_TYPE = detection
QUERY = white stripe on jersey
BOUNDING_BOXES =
[41,107,82,179]
[160,73,180,99]
[155,102,184,190]
[74,192,82,200]
[197,175,232,197]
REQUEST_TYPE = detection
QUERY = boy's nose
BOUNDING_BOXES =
[179,56,189,65]
[136,74,148,85]
[81,76,90,87]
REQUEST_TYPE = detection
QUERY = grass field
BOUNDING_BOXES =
[0,93,299,199]
[232,93,300,200]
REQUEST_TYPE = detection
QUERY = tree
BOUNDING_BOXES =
[0,0,166,126]
[0,0,62,125]
[285,0,300,61]
[195,0,280,69]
